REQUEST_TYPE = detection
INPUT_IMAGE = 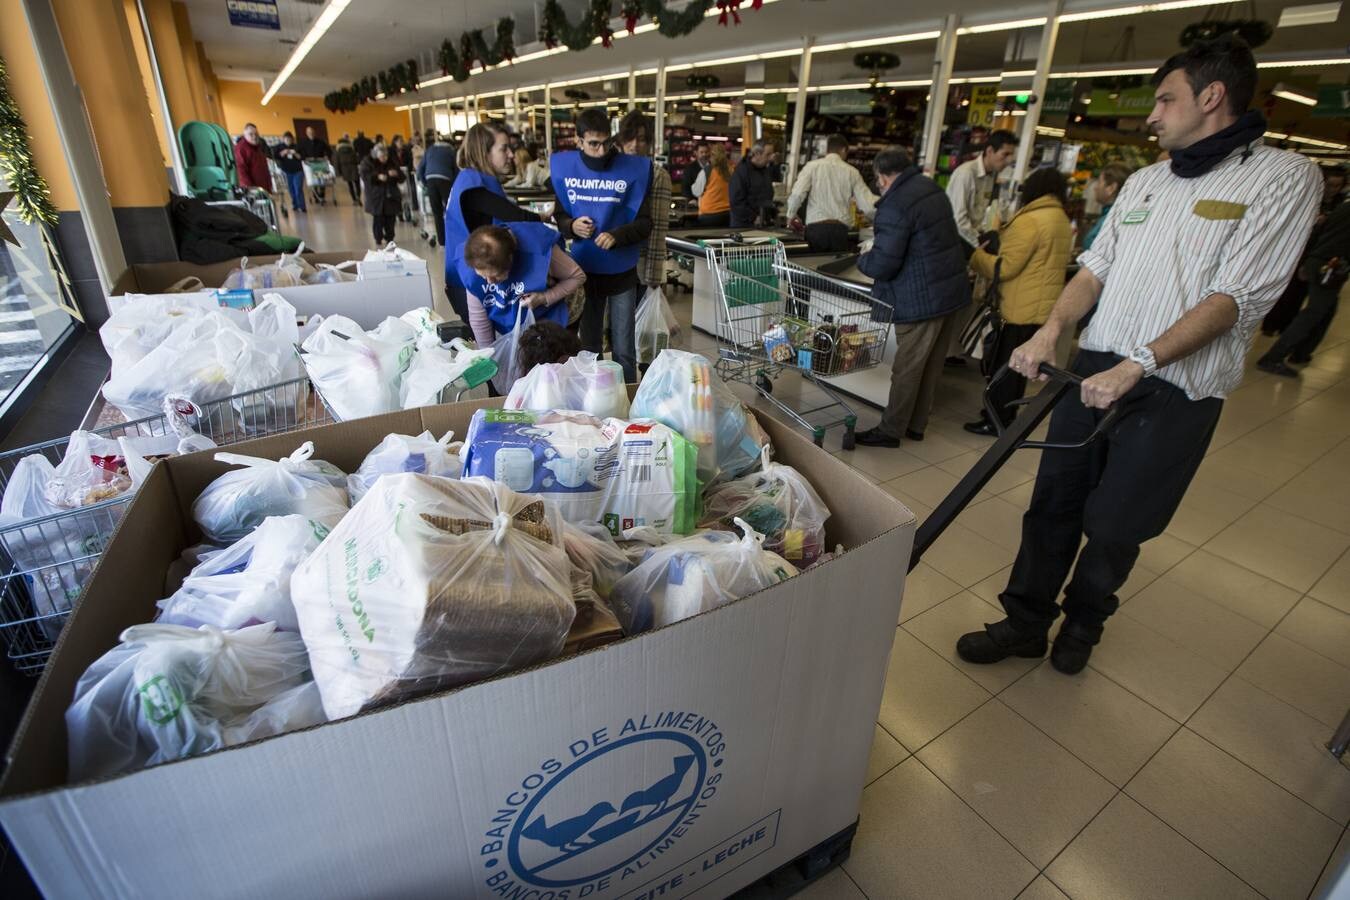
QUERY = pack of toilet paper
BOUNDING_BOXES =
[461,409,699,535]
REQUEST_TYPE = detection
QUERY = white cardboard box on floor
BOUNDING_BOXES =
[0,399,914,900]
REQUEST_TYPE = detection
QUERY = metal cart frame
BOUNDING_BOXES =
[0,377,333,673]
[704,241,892,450]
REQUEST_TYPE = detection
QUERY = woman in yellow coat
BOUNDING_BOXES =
[964,167,1074,435]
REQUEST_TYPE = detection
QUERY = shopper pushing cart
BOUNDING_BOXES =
[298,127,334,206]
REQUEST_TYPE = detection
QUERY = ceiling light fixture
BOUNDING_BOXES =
[1257,57,1350,68]
[958,18,1047,34]
[1272,84,1318,106]
[813,31,942,53]
[263,0,354,104]
[1059,0,1244,22]
[1277,2,1342,27]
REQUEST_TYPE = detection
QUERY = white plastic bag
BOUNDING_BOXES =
[609,519,797,634]
[300,315,412,421]
[222,256,305,290]
[157,515,332,631]
[462,408,700,535]
[347,431,462,504]
[291,474,576,720]
[363,242,421,262]
[99,293,219,375]
[489,305,535,396]
[400,344,457,409]
[505,351,629,418]
[44,431,134,509]
[65,622,322,780]
[305,262,359,285]
[562,521,633,601]
[635,286,679,365]
[191,442,348,544]
[700,447,831,566]
[102,312,252,420]
[630,349,771,486]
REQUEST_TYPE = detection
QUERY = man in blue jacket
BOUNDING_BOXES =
[854,147,972,447]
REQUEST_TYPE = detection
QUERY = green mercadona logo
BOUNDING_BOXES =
[138,675,184,725]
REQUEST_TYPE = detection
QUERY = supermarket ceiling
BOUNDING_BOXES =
[183,0,1350,99]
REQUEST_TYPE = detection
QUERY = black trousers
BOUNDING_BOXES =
[445,283,469,323]
[982,322,1041,426]
[698,212,731,228]
[426,178,452,247]
[1262,273,1306,334]
[371,213,396,244]
[346,177,361,203]
[804,221,851,253]
[1261,277,1343,364]
[1000,350,1223,643]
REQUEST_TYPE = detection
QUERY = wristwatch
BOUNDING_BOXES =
[1128,345,1158,378]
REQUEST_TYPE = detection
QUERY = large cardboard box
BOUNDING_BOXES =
[112,252,436,329]
[0,400,914,899]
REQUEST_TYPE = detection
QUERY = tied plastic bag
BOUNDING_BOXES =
[290,475,576,720]
[490,305,535,397]
[192,441,349,544]
[232,295,305,425]
[363,242,421,262]
[300,314,413,421]
[630,349,771,487]
[157,515,333,632]
[564,562,625,655]
[609,519,798,634]
[462,409,700,535]
[222,255,305,290]
[347,431,463,504]
[505,351,629,419]
[65,622,324,780]
[634,286,681,365]
[562,521,633,601]
[700,447,830,566]
[305,261,359,285]
[44,431,134,509]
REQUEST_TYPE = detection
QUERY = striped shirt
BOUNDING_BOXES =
[1078,143,1322,400]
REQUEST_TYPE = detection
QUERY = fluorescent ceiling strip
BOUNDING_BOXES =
[1060,0,1243,21]
[1265,131,1349,149]
[813,31,941,53]
[263,0,353,104]
[1277,2,1342,27]
[1272,88,1318,106]
[958,17,1047,33]
[1258,57,1350,68]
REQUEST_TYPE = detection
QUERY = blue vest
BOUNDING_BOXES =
[549,151,652,275]
[455,222,567,335]
[445,168,505,289]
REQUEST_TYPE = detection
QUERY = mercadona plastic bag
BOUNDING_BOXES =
[609,519,798,634]
[157,515,333,632]
[347,431,462,504]
[65,622,323,780]
[300,315,413,421]
[505,351,629,419]
[290,474,576,720]
[700,447,831,566]
[629,349,771,487]
[634,285,676,365]
[489,304,535,396]
[191,441,348,544]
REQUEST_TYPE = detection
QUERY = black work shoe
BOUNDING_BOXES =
[904,429,925,442]
[854,428,900,448]
[963,419,998,437]
[1257,360,1299,378]
[944,356,968,368]
[1289,353,1312,364]
[1051,629,1094,675]
[956,619,1048,665]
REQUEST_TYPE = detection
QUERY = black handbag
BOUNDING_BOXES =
[960,258,1004,377]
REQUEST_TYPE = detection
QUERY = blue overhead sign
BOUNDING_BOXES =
[227,0,280,30]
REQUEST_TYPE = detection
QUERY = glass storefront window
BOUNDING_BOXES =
[0,171,77,407]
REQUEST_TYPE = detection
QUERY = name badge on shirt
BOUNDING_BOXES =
[1122,209,1151,225]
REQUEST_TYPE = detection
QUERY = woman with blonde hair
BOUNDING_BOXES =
[697,144,733,227]
[506,146,548,189]
[443,122,542,321]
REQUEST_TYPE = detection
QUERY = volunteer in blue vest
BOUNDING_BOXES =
[457,223,586,349]
[551,108,654,384]
[444,123,542,323]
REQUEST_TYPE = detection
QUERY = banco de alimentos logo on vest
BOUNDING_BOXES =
[481,710,728,897]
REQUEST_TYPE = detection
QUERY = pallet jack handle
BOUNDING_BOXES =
[909,363,1120,571]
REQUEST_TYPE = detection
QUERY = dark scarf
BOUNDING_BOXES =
[581,145,620,172]
[1169,110,1266,179]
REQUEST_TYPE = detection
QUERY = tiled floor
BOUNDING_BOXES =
[291,204,1350,900]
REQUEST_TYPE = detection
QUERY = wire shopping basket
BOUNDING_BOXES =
[0,376,333,674]
[704,241,892,449]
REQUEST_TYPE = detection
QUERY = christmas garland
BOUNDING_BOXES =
[541,0,615,50]
[325,59,419,113]
[0,54,57,226]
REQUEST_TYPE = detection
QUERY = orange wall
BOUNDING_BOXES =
[0,0,79,210]
[218,79,411,142]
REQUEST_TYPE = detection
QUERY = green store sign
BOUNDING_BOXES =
[1311,85,1350,119]
[1087,85,1156,118]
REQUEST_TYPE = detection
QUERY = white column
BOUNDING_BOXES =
[1011,0,1064,186]
[20,0,126,291]
[628,66,637,111]
[512,89,522,133]
[132,0,190,195]
[920,14,960,176]
[654,60,667,157]
[544,83,553,157]
[785,36,814,189]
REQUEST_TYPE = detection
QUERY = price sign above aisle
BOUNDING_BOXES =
[226,0,280,30]
[967,85,998,126]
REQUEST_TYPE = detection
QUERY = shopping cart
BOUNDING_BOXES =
[267,159,290,219]
[417,181,438,247]
[304,159,336,207]
[0,377,333,674]
[299,340,499,422]
[704,241,892,449]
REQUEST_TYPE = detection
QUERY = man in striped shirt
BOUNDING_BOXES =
[956,35,1322,675]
